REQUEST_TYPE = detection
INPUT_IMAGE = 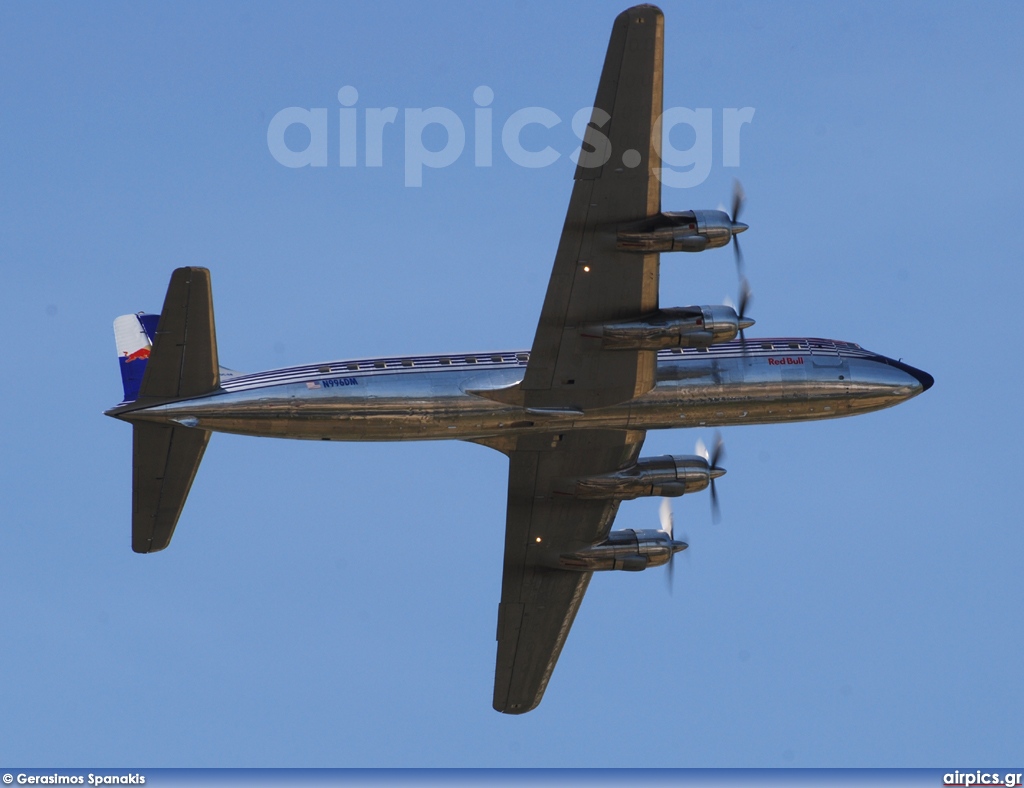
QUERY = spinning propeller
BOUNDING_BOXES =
[730,179,747,272]
[724,275,755,355]
[659,497,688,594]
[736,275,753,343]
[695,432,727,523]
[721,181,753,355]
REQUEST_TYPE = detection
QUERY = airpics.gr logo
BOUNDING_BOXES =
[943,772,1024,787]
[266,86,754,188]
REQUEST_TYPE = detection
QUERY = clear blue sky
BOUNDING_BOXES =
[1,0,1021,767]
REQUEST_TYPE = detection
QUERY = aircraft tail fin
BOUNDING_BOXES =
[138,267,220,401]
[112,267,221,403]
[119,267,221,553]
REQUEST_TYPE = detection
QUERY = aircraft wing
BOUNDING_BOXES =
[520,4,664,410]
[492,428,645,714]
[487,4,665,714]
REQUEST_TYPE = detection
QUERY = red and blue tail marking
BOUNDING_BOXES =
[113,313,161,402]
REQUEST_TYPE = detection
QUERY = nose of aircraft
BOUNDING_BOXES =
[846,354,933,412]
[862,355,933,399]
[888,358,934,394]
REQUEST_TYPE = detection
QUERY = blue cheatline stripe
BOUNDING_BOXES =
[216,338,877,395]
[218,352,529,392]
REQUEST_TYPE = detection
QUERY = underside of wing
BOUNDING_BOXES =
[493,428,645,714]
[519,5,664,410]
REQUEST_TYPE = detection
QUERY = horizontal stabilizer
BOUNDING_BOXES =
[132,422,211,553]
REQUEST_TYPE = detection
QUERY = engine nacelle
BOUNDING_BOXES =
[558,528,687,572]
[557,454,723,500]
[616,210,745,253]
[581,305,753,350]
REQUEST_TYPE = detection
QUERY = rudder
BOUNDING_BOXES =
[113,313,160,403]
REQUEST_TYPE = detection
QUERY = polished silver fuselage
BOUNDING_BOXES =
[119,337,930,441]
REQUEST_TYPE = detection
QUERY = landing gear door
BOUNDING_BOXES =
[809,340,843,367]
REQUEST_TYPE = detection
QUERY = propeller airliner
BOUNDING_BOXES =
[106,4,932,714]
